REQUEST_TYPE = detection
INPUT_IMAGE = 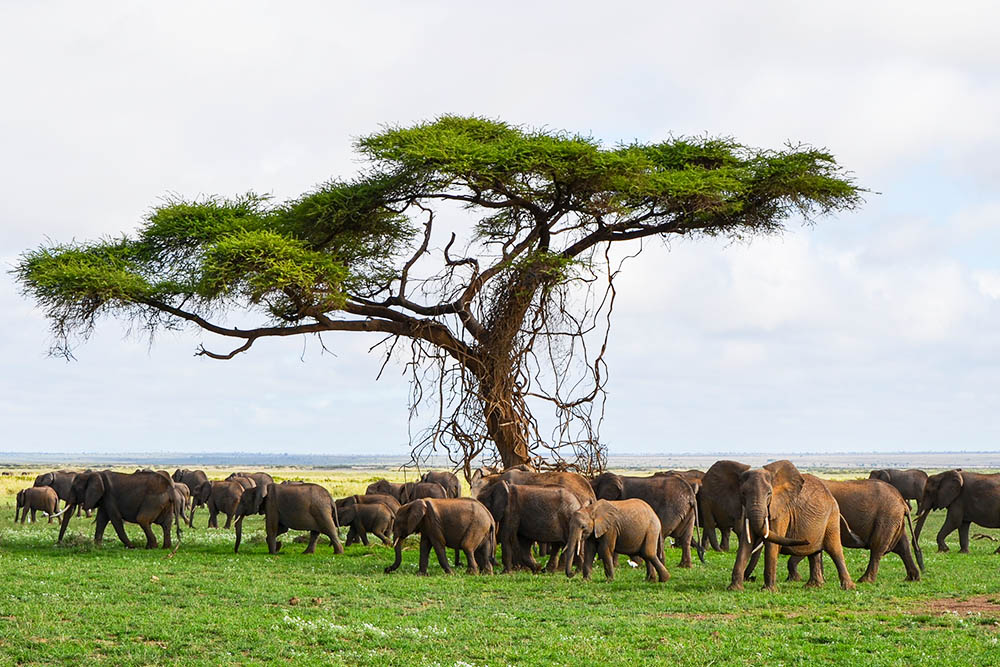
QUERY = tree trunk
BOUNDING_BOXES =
[481,378,531,469]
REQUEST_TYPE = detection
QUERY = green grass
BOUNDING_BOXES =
[1,469,999,665]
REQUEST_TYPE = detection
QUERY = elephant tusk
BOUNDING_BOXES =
[745,517,751,544]
[764,515,770,540]
[751,540,764,555]
[48,506,70,519]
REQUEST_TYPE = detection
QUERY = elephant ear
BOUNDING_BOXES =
[595,473,624,500]
[84,474,105,510]
[403,500,427,536]
[936,470,964,509]
[195,481,212,504]
[763,460,804,515]
[251,484,267,514]
[593,503,613,539]
[870,470,890,482]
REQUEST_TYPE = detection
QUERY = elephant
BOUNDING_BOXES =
[471,468,596,507]
[55,470,179,549]
[233,482,344,555]
[590,472,702,567]
[16,486,59,523]
[420,471,461,498]
[699,460,750,552]
[227,472,275,489]
[226,475,257,492]
[400,481,448,504]
[477,480,583,573]
[338,501,394,546]
[193,480,246,529]
[565,499,670,582]
[787,479,922,583]
[914,470,1000,553]
[869,469,928,510]
[337,495,399,546]
[171,482,192,528]
[34,470,90,517]
[173,469,209,525]
[384,498,495,575]
[347,493,402,515]
[365,479,406,501]
[729,460,855,592]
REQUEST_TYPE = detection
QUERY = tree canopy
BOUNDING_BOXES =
[16,116,863,473]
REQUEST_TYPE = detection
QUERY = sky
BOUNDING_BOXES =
[1,1,998,457]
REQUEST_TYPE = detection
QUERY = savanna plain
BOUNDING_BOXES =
[1,467,999,666]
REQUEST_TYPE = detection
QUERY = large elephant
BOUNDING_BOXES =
[233,482,343,555]
[787,479,922,583]
[420,471,461,498]
[16,487,59,523]
[565,499,669,582]
[729,460,855,592]
[477,481,582,573]
[590,472,702,567]
[385,498,495,575]
[365,479,406,501]
[869,469,928,510]
[915,470,1000,553]
[699,460,750,552]
[193,480,246,529]
[400,481,447,504]
[56,470,179,549]
[338,501,394,546]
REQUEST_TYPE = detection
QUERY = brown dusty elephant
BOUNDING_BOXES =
[915,470,1000,553]
[420,471,461,498]
[365,479,406,501]
[869,469,928,510]
[233,482,344,555]
[471,468,596,507]
[400,481,448,504]
[729,460,855,592]
[338,501,394,546]
[787,479,922,583]
[590,472,702,567]
[565,499,669,582]
[385,498,495,575]
[194,480,246,529]
[16,487,59,523]
[56,470,179,549]
[699,460,750,552]
[477,481,583,574]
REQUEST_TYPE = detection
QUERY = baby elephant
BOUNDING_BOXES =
[337,498,395,546]
[385,498,495,575]
[234,482,344,555]
[16,487,60,523]
[565,499,670,582]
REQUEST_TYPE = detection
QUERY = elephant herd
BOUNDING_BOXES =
[14,462,1000,591]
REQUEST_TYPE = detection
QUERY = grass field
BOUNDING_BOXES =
[1,468,999,665]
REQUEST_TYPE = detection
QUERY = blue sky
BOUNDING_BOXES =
[1,1,997,456]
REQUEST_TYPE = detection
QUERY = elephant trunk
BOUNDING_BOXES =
[746,504,768,543]
[234,516,244,553]
[57,503,76,543]
[385,536,405,573]
[564,525,583,578]
[913,508,931,545]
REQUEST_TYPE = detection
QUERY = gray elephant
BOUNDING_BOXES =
[565,498,669,582]
[365,479,406,501]
[234,482,343,555]
[590,472,702,567]
[226,475,257,492]
[869,469,928,510]
[56,470,179,549]
[227,471,275,488]
[729,460,855,592]
[400,481,447,504]
[173,469,209,525]
[384,498,495,575]
[699,460,750,552]
[194,480,246,529]
[34,470,90,517]
[787,478,922,583]
[915,470,1000,553]
[16,487,59,523]
[338,500,394,546]
[420,471,461,498]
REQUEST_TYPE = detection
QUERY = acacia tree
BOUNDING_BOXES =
[16,116,861,473]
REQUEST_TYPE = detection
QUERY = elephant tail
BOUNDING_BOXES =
[690,498,705,564]
[839,515,865,549]
[905,509,924,571]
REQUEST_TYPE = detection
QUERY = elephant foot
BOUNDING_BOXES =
[416,570,429,576]
[959,549,970,554]
[727,583,744,592]
[841,581,856,591]
[804,579,824,588]
[937,545,949,553]
[858,574,876,584]
[274,541,283,552]
[905,574,920,582]
[787,573,802,582]
[677,561,693,569]
[761,584,779,592]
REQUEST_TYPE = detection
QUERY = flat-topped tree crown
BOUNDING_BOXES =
[16,116,863,472]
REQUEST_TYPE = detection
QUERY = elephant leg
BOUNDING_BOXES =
[646,543,670,582]
[110,517,134,549]
[518,536,542,573]
[432,540,453,574]
[720,527,731,552]
[94,509,110,545]
[544,545,564,573]
[303,531,320,554]
[224,512,233,530]
[598,540,615,581]
[188,506,196,528]
[31,509,37,523]
[677,518,695,568]
[20,508,27,524]
[318,512,343,554]
[805,552,825,587]
[463,546,479,575]
[786,555,803,582]
[825,541,856,591]
[139,521,157,549]
[892,537,920,581]
[208,509,218,529]
[418,535,431,575]
[728,538,753,591]
[761,542,780,592]
[958,522,971,554]
[703,511,721,552]
[454,548,461,568]
[936,510,962,552]
[160,518,172,550]
[357,524,370,546]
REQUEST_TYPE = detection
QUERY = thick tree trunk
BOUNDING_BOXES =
[481,380,531,469]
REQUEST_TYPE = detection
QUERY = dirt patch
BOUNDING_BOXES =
[920,595,1000,616]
